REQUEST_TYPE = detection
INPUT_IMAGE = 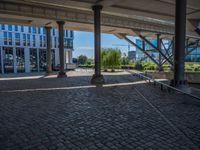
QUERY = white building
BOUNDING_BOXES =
[0,24,73,74]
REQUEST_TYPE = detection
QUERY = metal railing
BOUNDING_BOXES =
[127,70,200,101]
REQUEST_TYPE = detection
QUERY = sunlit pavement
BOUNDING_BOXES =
[0,70,200,150]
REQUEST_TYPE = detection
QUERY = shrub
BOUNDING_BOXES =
[134,60,143,70]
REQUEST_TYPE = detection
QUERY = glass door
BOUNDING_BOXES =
[30,48,38,72]
[16,48,25,73]
[3,47,14,73]
[52,49,55,68]
[39,49,47,71]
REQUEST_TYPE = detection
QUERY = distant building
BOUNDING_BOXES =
[136,38,159,62]
[0,24,74,74]
[128,51,136,61]
[136,38,200,62]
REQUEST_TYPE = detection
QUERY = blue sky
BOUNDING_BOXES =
[73,31,136,58]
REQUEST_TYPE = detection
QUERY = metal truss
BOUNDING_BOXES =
[123,36,159,65]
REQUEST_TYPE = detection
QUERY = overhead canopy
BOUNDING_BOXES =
[0,0,200,39]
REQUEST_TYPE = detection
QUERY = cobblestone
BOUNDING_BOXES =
[0,71,200,149]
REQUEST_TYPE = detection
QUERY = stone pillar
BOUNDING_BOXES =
[24,47,30,73]
[37,48,40,72]
[91,5,105,84]
[157,34,163,71]
[0,47,4,74]
[45,26,52,74]
[171,0,187,89]
[13,47,17,73]
[57,21,66,77]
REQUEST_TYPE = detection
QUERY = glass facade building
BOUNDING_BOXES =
[136,38,200,62]
[0,24,74,74]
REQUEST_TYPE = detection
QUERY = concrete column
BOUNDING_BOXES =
[57,21,66,77]
[0,47,4,74]
[37,48,40,72]
[91,5,105,84]
[24,47,30,73]
[45,26,52,74]
[13,47,17,73]
[157,34,163,71]
[172,0,187,88]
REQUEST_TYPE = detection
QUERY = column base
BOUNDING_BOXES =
[57,71,67,78]
[170,80,191,93]
[91,74,105,84]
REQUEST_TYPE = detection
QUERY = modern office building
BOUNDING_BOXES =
[128,51,136,61]
[136,38,200,63]
[0,24,73,74]
[136,39,159,62]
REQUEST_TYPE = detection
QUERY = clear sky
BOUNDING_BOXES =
[73,31,136,58]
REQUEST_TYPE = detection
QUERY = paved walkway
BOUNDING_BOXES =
[0,70,200,150]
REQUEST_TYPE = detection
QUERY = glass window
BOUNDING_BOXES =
[28,26,32,33]
[8,25,12,31]
[8,32,12,45]
[53,29,55,36]
[40,36,43,47]
[1,24,5,30]
[70,39,73,48]
[43,36,46,47]
[21,26,24,32]
[15,33,20,46]
[16,48,25,73]
[64,38,67,47]
[14,25,18,31]
[38,27,41,34]
[33,35,36,47]
[27,34,30,46]
[43,28,46,35]
[33,27,37,33]
[23,34,26,46]
[65,30,68,37]
[4,32,8,45]
[70,31,73,38]
[65,39,73,49]
[54,37,57,48]
[30,48,38,72]
[39,49,47,71]
[3,47,14,73]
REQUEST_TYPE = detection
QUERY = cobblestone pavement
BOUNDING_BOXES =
[0,71,200,150]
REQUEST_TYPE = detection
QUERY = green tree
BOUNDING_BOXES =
[101,48,121,71]
[78,55,88,65]
[121,57,129,65]
[86,58,94,66]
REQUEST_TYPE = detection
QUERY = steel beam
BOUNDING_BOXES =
[136,33,173,65]
[124,36,159,65]
[186,40,199,56]
[161,40,173,58]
